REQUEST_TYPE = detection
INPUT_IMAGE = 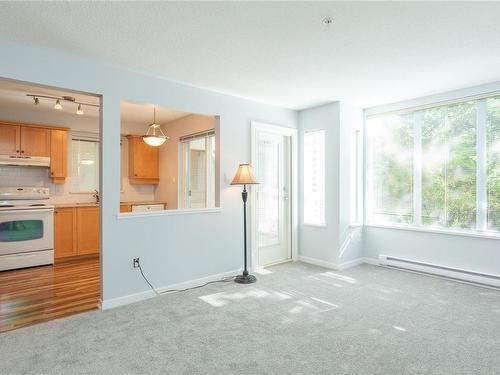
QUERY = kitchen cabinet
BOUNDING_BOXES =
[0,122,68,182]
[50,129,68,183]
[54,206,99,259]
[0,123,20,155]
[127,135,159,184]
[54,207,77,259]
[20,126,50,157]
[76,207,100,255]
[120,204,132,213]
[131,203,165,212]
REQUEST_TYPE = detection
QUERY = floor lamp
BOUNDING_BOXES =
[231,163,259,284]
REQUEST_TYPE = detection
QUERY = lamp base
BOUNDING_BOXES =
[234,274,257,284]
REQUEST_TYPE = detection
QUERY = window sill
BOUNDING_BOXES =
[365,223,500,240]
[117,207,221,219]
[302,222,327,228]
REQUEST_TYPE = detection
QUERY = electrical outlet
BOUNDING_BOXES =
[133,258,140,268]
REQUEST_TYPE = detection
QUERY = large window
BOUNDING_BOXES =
[303,130,325,225]
[71,137,99,192]
[367,95,500,234]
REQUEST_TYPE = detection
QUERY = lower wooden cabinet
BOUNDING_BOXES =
[54,206,99,260]
[54,208,77,258]
[76,207,100,255]
[120,204,132,213]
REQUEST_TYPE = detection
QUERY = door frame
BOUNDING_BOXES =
[250,121,298,270]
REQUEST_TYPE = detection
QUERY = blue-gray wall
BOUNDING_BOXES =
[0,40,298,304]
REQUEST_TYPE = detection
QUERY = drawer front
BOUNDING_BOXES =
[131,204,164,212]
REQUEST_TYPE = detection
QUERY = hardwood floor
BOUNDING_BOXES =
[0,256,100,333]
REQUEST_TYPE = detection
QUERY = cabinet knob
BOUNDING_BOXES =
[16,150,19,153]
[134,173,138,176]
[21,150,24,153]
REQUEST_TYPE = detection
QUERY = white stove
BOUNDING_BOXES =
[0,187,54,271]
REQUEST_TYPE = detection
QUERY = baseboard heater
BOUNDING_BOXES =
[379,255,500,289]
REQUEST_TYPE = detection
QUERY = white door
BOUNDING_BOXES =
[255,131,291,266]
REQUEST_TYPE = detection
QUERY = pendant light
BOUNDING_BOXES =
[142,107,168,146]
[54,99,63,110]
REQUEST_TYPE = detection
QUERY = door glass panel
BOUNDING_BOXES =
[0,220,44,242]
[258,137,280,247]
[189,138,207,208]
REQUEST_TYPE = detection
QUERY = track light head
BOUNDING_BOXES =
[54,99,63,110]
[76,104,84,115]
[33,97,39,106]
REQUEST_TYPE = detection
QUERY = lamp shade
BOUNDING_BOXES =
[231,164,259,185]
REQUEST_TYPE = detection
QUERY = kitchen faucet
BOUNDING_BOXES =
[93,189,100,204]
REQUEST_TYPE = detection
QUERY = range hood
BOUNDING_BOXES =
[0,155,50,167]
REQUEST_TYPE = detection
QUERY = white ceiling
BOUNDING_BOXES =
[1,2,500,110]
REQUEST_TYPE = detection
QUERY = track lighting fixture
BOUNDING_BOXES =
[76,104,84,115]
[26,93,99,116]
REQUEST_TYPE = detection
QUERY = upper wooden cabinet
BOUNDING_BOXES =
[50,129,68,183]
[0,121,68,183]
[20,126,50,157]
[127,135,159,184]
[0,123,20,155]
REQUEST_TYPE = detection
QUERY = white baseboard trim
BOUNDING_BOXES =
[361,257,379,266]
[101,268,241,310]
[298,256,365,271]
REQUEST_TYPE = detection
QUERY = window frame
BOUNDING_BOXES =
[364,93,500,238]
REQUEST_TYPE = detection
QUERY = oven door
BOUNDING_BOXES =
[0,208,54,255]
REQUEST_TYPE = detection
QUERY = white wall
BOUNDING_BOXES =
[298,103,340,264]
[0,40,298,304]
[338,102,364,263]
[364,227,500,275]
[297,102,364,268]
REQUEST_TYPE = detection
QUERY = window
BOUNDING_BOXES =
[303,130,325,225]
[366,114,413,224]
[179,131,215,209]
[367,94,500,234]
[71,137,99,192]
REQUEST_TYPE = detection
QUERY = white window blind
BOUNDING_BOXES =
[71,138,99,192]
[303,130,325,225]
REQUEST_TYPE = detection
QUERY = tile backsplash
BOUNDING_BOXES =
[0,165,156,204]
